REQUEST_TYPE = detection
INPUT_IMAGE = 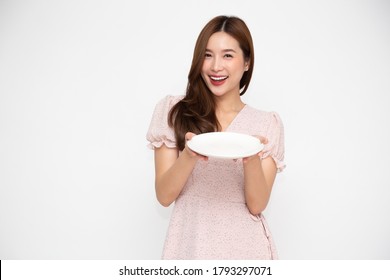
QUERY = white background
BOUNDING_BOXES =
[0,0,389,259]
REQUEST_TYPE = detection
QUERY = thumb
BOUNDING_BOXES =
[185,132,196,141]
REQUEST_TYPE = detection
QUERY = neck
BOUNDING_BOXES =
[214,93,245,113]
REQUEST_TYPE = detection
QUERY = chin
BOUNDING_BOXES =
[208,86,225,96]
[211,91,226,97]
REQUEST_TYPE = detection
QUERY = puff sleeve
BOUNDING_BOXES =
[146,95,182,150]
[260,112,286,172]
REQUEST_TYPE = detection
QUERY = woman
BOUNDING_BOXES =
[146,15,285,259]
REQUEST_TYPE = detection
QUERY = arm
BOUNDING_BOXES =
[243,155,277,215]
[154,132,205,207]
[244,111,284,215]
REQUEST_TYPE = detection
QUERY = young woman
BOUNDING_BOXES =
[146,15,285,259]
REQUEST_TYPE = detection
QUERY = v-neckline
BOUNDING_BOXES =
[220,104,247,132]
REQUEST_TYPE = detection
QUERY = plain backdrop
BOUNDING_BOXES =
[1,0,389,259]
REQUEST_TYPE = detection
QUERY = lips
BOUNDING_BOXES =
[209,75,228,86]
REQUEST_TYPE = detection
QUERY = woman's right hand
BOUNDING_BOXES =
[154,132,206,207]
[184,132,208,161]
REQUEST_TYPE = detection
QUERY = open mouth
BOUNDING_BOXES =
[209,75,228,81]
[209,75,228,86]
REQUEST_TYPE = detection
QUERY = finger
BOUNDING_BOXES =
[185,132,196,141]
[257,151,265,157]
[242,157,251,164]
[193,151,208,161]
[200,155,209,161]
[258,136,268,145]
[252,135,268,145]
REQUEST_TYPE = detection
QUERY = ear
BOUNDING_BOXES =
[244,62,249,71]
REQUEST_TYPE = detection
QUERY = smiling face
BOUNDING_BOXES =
[201,32,249,98]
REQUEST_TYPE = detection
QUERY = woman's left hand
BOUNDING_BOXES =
[242,135,268,164]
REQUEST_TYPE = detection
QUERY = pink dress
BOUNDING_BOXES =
[147,95,285,259]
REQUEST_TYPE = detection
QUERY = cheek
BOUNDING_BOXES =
[201,60,209,72]
[200,71,207,84]
[201,63,209,78]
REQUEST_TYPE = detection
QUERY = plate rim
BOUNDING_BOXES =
[187,131,264,159]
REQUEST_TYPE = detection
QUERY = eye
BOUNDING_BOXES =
[205,53,212,58]
[224,53,233,58]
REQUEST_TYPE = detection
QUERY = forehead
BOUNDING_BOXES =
[206,31,241,52]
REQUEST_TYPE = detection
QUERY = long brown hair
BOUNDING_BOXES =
[168,15,255,150]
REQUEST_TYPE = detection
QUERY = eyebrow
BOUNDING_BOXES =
[205,48,237,53]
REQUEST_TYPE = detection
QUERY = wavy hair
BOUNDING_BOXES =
[168,15,255,150]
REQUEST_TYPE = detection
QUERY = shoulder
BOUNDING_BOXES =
[246,105,285,171]
[245,105,283,124]
[149,94,185,126]
[146,95,184,149]
[245,105,269,117]
[149,95,184,121]
[155,95,184,110]
[243,105,284,138]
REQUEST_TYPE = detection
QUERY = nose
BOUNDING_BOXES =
[211,57,223,72]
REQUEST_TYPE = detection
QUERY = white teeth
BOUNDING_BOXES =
[210,76,228,81]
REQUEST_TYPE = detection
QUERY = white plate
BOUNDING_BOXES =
[187,132,264,159]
